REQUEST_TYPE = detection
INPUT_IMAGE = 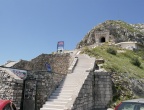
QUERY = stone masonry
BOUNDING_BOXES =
[12,53,71,74]
[71,71,112,110]
[94,72,112,109]
[72,72,94,110]
[23,71,65,110]
[0,68,65,110]
[0,53,71,110]
[0,68,23,110]
[95,31,110,43]
[0,52,113,110]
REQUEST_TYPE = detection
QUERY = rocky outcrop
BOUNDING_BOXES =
[111,72,144,103]
[131,79,144,97]
[131,24,144,33]
[76,20,144,48]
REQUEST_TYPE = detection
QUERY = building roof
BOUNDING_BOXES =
[116,41,138,45]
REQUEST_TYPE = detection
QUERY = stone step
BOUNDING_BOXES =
[40,107,64,110]
[49,96,72,100]
[61,81,84,83]
[64,76,87,78]
[54,89,74,93]
[47,99,69,103]
[45,101,68,105]
[50,95,72,99]
[48,98,71,102]
[59,84,78,86]
[43,104,65,109]
[52,92,73,96]
[62,80,85,83]
[57,86,77,89]
[59,84,82,87]
[56,88,76,91]
[57,85,77,87]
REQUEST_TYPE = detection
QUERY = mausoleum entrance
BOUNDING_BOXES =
[100,37,106,43]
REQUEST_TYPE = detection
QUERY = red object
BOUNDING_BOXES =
[114,102,122,110]
[0,100,11,110]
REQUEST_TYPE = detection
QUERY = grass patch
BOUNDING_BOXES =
[82,44,144,78]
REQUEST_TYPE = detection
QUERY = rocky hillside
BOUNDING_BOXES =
[131,23,144,33]
[77,20,144,48]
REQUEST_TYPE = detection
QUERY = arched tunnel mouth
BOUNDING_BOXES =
[100,37,106,43]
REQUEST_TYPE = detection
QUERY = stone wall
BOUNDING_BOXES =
[72,72,94,110]
[22,71,65,110]
[94,72,112,109]
[12,53,71,74]
[0,67,65,110]
[0,68,23,110]
[71,71,112,110]
[0,53,70,110]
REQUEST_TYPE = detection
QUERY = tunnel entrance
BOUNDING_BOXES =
[100,37,105,43]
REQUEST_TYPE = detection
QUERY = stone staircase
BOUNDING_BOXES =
[40,53,95,110]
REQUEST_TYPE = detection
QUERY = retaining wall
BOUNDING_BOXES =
[94,72,112,109]
[72,72,94,110]
[0,68,23,110]
[71,71,112,110]
[22,71,65,110]
[0,68,65,110]
[12,53,71,74]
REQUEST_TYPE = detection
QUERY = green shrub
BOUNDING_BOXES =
[131,57,141,67]
[104,64,119,73]
[107,47,117,55]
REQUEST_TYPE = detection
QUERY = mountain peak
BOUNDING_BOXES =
[76,20,144,48]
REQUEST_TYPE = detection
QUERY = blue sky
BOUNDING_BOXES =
[0,0,144,65]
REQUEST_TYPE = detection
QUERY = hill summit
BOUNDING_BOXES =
[76,20,144,48]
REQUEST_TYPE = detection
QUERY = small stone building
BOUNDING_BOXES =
[115,41,144,50]
[95,30,110,43]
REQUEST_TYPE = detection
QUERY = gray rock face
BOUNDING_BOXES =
[131,24,144,33]
[76,20,144,48]
[111,72,144,100]
[131,79,144,97]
